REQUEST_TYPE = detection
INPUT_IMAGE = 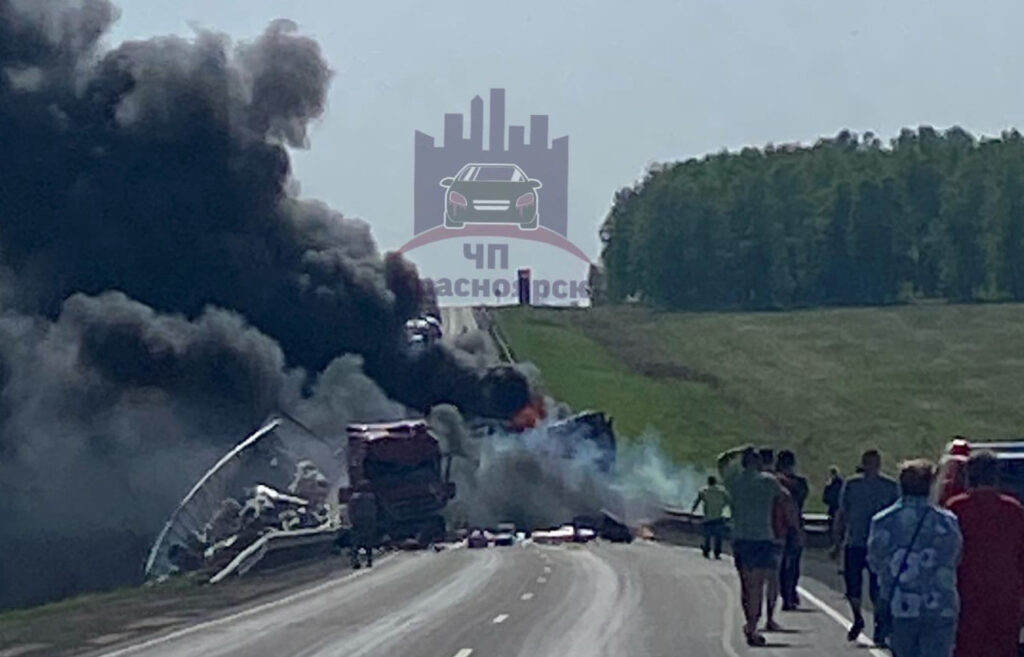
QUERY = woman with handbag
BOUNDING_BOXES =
[867,459,963,657]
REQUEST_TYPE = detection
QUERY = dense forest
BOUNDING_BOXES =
[597,127,1024,309]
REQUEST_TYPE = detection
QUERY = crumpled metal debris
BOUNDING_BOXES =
[289,460,329,510]
[165,461,334,576]
[205,498,243,544]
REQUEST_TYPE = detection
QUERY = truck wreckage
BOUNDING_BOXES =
[144,416,342,582]
[470,409,617,473]
[144,405,622,584]
[339,420,456,545]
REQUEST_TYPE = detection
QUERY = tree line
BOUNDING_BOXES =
[596,127,1024,309]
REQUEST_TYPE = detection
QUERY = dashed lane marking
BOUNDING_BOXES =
[453,650,473,657]
[797,586,888,657]
[543,566,551,573]
[492,614,509,624]
[537,577,547,583]
[521,592,534,601]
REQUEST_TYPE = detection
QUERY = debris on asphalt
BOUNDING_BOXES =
[598,510,634,543]
[531,524,596,544]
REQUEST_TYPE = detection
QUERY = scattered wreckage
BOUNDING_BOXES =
[470,409,618,473]
[145,415,459,584]
[146,416,345,583]
[464,510,642,549]
[144,345,625,583]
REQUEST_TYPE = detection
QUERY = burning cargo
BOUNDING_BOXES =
[145,417,343,581]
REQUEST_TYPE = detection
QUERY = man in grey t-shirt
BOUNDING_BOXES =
[833,449,898,644]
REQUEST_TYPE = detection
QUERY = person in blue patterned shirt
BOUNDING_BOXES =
[867,459,962,657]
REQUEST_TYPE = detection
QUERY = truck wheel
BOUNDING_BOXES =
[425,515,446,543]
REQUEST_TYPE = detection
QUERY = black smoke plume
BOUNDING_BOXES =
[0,0,528,608]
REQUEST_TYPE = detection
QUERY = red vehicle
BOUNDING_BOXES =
[339,420,456,544]
[937,436,1024,505]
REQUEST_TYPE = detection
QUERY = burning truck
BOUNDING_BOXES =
[338,420,456,545]
[472,402,618,474]
[145,414,459,581]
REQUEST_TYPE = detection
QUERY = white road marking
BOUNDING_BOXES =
[543,566,551,573]
[520,592,534,601]
[452,650,473,657]
[492,614,509,624]
[708,548,884,657]
[97,554,398,657]
[710,572,742,657]
[797,586,889,657]
[536,576,547,583]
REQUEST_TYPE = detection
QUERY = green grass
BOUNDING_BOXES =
[496,303,1024,502]
[0,577,193,624]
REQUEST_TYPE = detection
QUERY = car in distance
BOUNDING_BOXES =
[493,523,516,546]
[467,528,492,549]
[440,163,541,230]
[937,437,1024,504]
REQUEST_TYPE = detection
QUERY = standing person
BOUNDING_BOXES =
[867,460,961,657]
[347,480,378,569]
[946,451,1024,657]
[834,449,899,643]
[822,465,844,542]
[691,475,729,559]
[758,447,790,632]
[776,450,809,611]
[718,445,787,647]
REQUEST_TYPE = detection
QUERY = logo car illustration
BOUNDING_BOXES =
[440,163,542,230]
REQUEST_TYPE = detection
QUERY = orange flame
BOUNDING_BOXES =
[510,395,547,431]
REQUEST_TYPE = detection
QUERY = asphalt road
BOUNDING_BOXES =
[439,306,480,341]
[92,540,885,657]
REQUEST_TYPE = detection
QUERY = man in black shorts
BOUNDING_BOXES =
[833,449,898,643]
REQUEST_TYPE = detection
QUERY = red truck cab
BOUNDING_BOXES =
[937,436,1024,505]
[338,420,456,543]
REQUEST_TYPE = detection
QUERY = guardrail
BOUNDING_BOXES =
[660,507,833,548]
[474,308,516,363]
[209,525,345,584]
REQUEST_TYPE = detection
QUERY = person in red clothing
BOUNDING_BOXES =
[946,450,1024,657]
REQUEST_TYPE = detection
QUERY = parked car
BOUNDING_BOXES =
[467,529,491,549]
[937,436,1024,505]
[493,523,516,546]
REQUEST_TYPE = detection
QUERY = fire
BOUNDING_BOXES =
[510,395,547,431]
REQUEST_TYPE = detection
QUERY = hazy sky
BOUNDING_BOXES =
[109,0,1024,258]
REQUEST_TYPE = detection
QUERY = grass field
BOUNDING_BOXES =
[495,303,1024,503]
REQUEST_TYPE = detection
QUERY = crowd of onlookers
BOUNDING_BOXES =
[690,445,1024,656]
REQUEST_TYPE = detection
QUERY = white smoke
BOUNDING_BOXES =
[428,405,702,529]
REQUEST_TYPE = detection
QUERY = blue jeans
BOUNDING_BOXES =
[890,617,956,657]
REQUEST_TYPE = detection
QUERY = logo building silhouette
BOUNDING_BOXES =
[413,89,569,237]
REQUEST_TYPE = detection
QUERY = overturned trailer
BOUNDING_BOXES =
[471,409,617,473]
[546,411,616,473]
[144,416,342,582]
[339,420,456,544]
